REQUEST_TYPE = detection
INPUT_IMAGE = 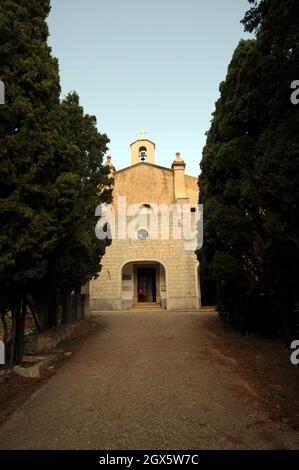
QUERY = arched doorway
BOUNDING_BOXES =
[121,261,167,310]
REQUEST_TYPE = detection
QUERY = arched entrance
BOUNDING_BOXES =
[121,261,167,310]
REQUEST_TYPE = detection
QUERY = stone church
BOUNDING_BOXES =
[90,133,201,311]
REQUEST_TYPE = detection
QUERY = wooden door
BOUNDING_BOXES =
[137,268,156,303]
[137,269,149,302]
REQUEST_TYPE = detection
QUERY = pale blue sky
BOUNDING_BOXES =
[47,0,252,176]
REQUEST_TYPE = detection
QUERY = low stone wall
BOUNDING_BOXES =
[24,320,84,354]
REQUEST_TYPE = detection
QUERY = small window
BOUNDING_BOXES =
[190,207,197,213]
[137,229,148,240]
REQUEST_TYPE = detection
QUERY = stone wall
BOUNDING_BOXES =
[91,235,200,311]
[24,320,84,354]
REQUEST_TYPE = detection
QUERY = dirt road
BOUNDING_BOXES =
[0,310,298,450]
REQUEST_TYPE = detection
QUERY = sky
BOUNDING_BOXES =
[47,0,253,176]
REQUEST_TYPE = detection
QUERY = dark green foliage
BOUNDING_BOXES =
[198,0,299,338]
[42,92,112,295]
[0,1,111,362]
[0,1,61,362]
[0,0,60,289]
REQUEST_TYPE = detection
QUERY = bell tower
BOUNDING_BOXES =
[130,129,155,165]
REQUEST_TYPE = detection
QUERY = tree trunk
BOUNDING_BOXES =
[9,300,19,365]
[27,299,42,333]
[9,294,27,365]
[16,294,27,363]
[48,288,59,328]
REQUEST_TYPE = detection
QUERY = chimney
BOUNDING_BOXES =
[172,152,187,201]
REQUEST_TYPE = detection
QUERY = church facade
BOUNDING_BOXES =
[90,134,201,311]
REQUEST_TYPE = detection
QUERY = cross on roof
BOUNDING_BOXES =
[140,129,147,139]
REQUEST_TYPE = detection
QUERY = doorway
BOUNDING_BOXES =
[137,268,156,303]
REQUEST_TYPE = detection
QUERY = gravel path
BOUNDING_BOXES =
[0,311,298,450]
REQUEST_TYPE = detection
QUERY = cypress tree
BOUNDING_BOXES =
[36,92,112,319]
[0,0,61,362]
[199,0,299,338]
[0,2,112,361]
[241,0,299,339]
